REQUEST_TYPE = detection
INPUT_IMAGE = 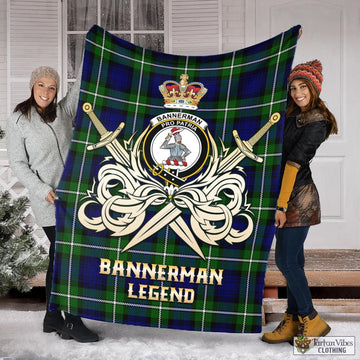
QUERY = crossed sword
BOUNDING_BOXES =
[83,102,280,259]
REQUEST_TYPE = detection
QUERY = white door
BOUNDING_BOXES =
[245,0,360,249]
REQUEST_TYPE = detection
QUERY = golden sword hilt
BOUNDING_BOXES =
[232,112,280,163]
[83,102,125,151]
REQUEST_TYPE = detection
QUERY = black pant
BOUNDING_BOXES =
[275,226,315,317]
[43,226,56,310]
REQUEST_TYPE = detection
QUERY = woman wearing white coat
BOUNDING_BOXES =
[7,65,99,343]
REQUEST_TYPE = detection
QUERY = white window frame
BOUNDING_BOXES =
[61,0,168,92]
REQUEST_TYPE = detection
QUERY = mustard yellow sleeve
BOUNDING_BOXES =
[277,161,300,209]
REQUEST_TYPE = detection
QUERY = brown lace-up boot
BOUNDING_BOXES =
[298,312,331,338]
[262,312,300,344]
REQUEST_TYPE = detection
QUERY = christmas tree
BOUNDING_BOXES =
[0,127,48,296]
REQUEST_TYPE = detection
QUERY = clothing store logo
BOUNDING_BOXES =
[78,75,280,259]
[294,336,355,355]
[295,335,312,354]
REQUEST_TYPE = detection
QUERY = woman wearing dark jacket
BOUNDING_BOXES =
[7,65,99,342]
[262,60,338,343]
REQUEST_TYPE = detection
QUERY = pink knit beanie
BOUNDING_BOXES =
[288,60,323,94]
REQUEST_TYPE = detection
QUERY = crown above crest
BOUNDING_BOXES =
[159,74,207,110]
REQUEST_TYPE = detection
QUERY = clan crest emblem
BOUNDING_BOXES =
[143,74,210,186]
[142,113,210,186]
[79,74,280,259]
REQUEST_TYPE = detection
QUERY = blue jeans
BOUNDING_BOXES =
[275,226,315,317]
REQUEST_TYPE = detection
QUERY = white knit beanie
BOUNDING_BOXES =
[29,66,60,91]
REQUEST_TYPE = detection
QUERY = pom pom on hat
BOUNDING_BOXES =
[288,59,323,94]
[29,66,60,91]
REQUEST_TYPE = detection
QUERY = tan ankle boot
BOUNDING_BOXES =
[262,313,300,344]
[298,313,331,338]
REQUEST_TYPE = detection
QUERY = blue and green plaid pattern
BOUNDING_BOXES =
[50,25,299,333]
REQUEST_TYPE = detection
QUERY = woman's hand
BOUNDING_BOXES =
[46,190,58,205]
[275,210,287,228]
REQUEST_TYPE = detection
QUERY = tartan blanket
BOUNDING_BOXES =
[50,24,300,333]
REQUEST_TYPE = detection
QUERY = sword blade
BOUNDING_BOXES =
[218,113,280,173]
[218,149,245,173]
[83,102,130,166]
[169,217,205,260]
[106,140,130,167]
[121,203,181,253]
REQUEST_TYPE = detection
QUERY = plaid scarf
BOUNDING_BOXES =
[50,25,299,333]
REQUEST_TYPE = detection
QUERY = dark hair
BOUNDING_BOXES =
[14,89,57,123]
[286,78,338,139]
